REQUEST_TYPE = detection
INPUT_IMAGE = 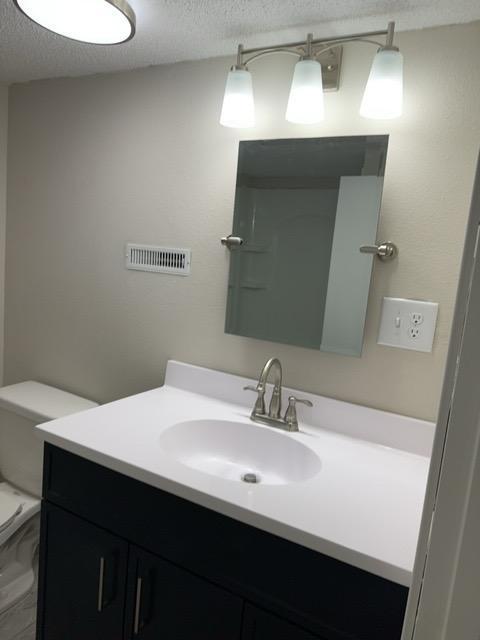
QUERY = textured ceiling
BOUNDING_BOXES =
[1,0,480,83]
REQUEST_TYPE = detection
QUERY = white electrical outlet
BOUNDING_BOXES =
[408,326,420,339]
[410,312,423,326]
[378,297,439,352]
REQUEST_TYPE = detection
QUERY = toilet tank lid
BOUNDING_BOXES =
[0,381,98,423]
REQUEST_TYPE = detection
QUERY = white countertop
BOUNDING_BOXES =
[36,361,434,587]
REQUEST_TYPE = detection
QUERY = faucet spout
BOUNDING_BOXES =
[258,357,282,418]
[244,357,313,432]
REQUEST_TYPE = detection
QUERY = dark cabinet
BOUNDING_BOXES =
[38,504,243,640]
[38,445,408,640]
[125,547,243,639]
[242,605,320,640]
[39,505,128,640]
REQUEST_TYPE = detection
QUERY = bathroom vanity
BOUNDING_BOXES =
[35,361,433,640]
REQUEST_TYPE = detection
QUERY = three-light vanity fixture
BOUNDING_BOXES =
[220,21,403,128]
[13,0,135,45]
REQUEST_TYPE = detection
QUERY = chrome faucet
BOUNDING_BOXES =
[244,358,312,432]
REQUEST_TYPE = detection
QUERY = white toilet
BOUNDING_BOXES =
[0,381,97,627]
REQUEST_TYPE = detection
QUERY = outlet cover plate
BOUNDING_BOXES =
[378,297,439,353]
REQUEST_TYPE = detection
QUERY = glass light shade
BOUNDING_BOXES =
[360,48,403,119]
[286,59,324,124]
[14,0,135,45]
[220,68,255,128]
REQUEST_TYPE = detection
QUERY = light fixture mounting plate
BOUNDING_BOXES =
[317,46,342,91]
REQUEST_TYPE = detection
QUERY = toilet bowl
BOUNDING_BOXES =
[0,381,97,625]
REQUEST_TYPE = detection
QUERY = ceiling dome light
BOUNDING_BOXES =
[286,58,324,124]
[360,47,403,119]
[14,0,136,45]
[220,67,255,128]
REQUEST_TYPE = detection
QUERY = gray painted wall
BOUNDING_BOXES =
[5,22,480,420]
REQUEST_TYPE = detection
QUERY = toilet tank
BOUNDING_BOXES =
[0,381,98,496]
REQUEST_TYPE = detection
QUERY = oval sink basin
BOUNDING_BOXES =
[158,419,321,485]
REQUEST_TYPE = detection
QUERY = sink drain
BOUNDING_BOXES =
[241,472,260,484]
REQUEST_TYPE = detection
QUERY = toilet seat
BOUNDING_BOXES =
[0,483,40,547]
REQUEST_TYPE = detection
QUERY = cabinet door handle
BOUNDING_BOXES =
[133,577,143,635]
[97,557,105,613]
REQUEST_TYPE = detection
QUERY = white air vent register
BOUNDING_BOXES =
[125,243,191,276]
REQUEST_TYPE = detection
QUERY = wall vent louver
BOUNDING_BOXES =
[125,243,191,276]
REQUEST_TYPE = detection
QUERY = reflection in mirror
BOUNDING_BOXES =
[225,136,389,356]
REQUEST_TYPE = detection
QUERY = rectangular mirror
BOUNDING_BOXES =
[225,135,389,356]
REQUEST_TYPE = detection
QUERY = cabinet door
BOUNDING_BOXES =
[242,604,320,640]
[125,547,243,639]
[38,504,128,640]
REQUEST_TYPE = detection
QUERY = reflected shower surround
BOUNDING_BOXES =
[224,136,389,357]
[220,22,403,126]
[13,0,136,44]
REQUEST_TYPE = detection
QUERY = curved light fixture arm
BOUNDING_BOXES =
[310,38,385,60]
[243,48,303,67]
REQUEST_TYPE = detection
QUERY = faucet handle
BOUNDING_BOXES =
[244,385,266,416]
[284,395,313,431]
[288,396,313,408]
